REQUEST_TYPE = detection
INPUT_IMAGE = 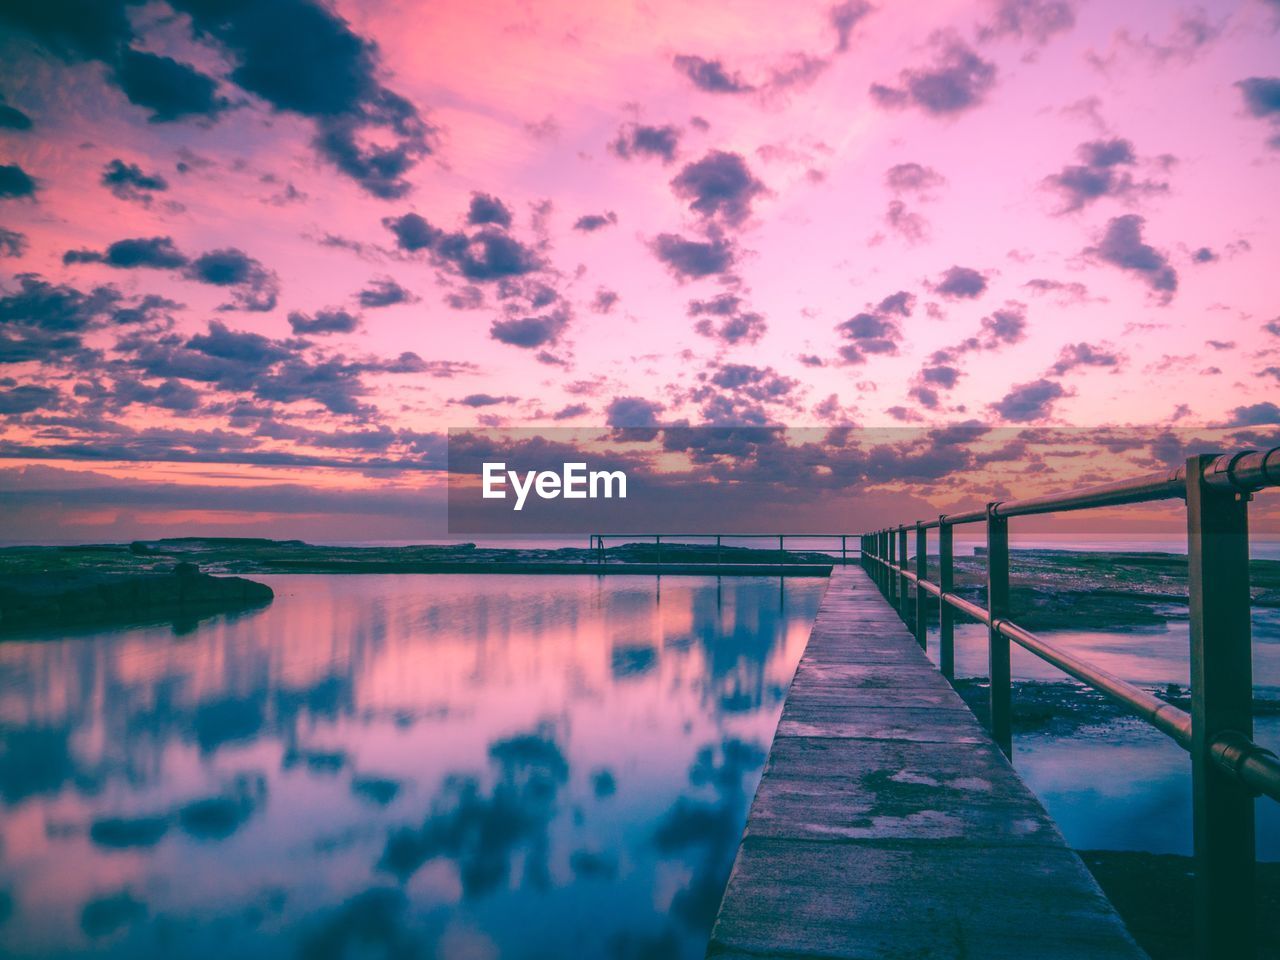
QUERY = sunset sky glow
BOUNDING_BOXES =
[1,0,1278,539]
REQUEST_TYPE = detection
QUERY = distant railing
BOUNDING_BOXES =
[587,533,857,567]
[859,446,1280,960]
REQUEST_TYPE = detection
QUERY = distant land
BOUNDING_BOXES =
[1,537,1277,636]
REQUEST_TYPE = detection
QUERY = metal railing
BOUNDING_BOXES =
[859,446,1280,960]
[587,533,857,567]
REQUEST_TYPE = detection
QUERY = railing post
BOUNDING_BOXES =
[716,534,722,568]
[841,535,847,566]
[1186,454,1256,960]
[897,525,908,616]
[915,522,928,650]
[887,528,897,606]
[938,519,954,681]
[986,503,1012,759]
[656,534,661,568]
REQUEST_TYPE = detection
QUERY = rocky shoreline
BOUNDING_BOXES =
[0,562,274,633]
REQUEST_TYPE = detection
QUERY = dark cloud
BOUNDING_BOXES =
[688,293,766,346]
[672,55,755,94]
[0,274,121,334]
[467,192,513,228]
[592,288,619,314]
[65,236,188,269]
[171,0,434,197]
[0,2,226,122]
[650,233,736,280]
[552,403,590,420]
[977,0,1076,46]
[910,303,1028,407]
[670,151,766,227]
[101,159,168,204]
[0,163,37,199]
[110,294,182,326]
[1043,138,1166,213]
[185,248,280,311]
[885,162,945,193]
[1224,402,1280,427]
[80,890,146,938]
[930,303,1028,365]
[108,376,201,412]
[288,308,360,335]
[4,2,433,194]
[490,308,569,349]
[1049,342,1122,375]
[991,378,1067,422]
[977,306,1027,347]
[357,277,416,308]
[382,213,542,281]
[0,384,61,414]
[186,321,291,367]
[610,123,681,163]
[453,393,515,407]
[381,212,439,251]
[870,37,997,115]
[0,228,27,258]
[386,207,567,348]
[573,212,618,232]
[1265,318,1280,338]
[114,48,229,122]
[703,363,797,403]
[0,98,33,130]
[830,0,874,52]
[0,2,128,59]
[1191,246,1218,264]
[606,396,663,427]
[1086,214,1177,303]
[1236,77,1280,149]
[835,292,911,364]
[931,265,988,299]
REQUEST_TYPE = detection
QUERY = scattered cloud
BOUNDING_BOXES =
[1085,214,1177,304]
[688,293,767,346]
[670,151,767,227]
[1236,77,1280,150]
[573,212,617,232]
[929,265,988,299]
[991,378,1068,421]
[610,123,681,163]
[870,35,997,115]
[672,55,755,94]
[977,0,1077,47]
[650,233,736,280]
[101,159,169,205]
[288,308,360,335]
[357,278,417,308]
[0,163,37,199]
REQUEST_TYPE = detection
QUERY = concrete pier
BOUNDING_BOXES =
[706,566,1147,959]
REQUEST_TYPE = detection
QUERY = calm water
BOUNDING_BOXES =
[929,610,1280,859]
[0,575,826,960]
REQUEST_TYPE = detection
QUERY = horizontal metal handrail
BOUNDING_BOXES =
[915,447,1280,528]
[866,547,1279,800]
[861,445,1280,959]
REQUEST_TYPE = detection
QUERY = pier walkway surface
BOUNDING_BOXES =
[707,566,1147,959]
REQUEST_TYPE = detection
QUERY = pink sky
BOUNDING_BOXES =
[0,0,1278,539]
